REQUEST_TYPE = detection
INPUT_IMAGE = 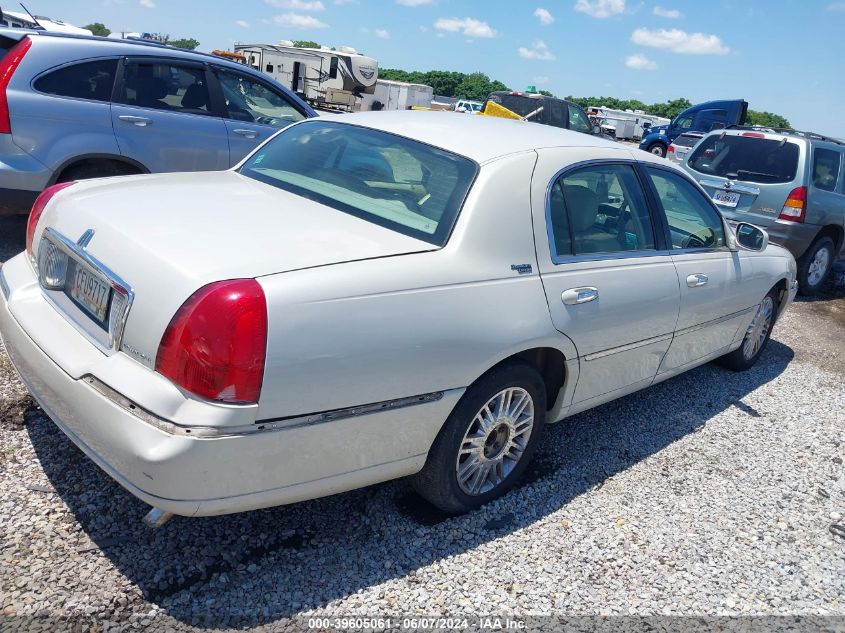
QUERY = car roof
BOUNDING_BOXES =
[324,110,622,163]
[702,127,845,148]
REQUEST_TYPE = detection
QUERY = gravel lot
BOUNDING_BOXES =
[0,215,843,630]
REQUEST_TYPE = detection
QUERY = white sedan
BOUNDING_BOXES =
[0,112,797,524]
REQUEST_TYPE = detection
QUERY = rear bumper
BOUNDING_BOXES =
[0,259,459,517]
[0,135,51,214]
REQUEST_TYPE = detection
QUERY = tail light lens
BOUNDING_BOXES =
[0,36,32,134]
[26,181,76,261]
[778,186,807,223]
[667,145,675,154]
[155,279,267,404]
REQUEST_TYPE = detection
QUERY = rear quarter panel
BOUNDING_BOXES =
[256,151,572,420]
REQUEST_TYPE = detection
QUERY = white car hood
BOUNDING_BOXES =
[37,170,435,365]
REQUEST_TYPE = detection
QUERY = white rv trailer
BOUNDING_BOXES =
[359,79,433,112]
[0,9,92,34]
[235,41,378,111]
[586,106,670,140]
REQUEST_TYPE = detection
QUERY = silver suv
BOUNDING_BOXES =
[0,29,316,214]
[682,128,845,294]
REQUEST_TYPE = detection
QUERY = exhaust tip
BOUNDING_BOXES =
[143,507,174,529]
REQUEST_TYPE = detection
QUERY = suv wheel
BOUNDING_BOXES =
[647,143,666,158]
[58,161,141,183]
[797,235,835,296]
[411,362,545,514]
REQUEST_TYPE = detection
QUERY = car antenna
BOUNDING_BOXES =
[18,2,44,29]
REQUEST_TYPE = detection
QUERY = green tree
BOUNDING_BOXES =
[293,40,320,48]
[746,110,791,129]
[168,37,200,51]
[84,22,111,37]
[538,90,554,97]
[168,37,200,50]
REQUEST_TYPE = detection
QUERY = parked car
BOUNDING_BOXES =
[454,99,482,114]
[0,28,316,214]
[483,91,614,141]
[639,99,748,158]
[0,112,797,523]
[682,127,845,295]
[666,132,704,165]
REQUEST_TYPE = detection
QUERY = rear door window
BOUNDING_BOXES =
[646,168,726,250]
[687,135,800,184]
[812,147,841,192]
[119,62,212,115]
[568,104,593,134]
[34,59,118,101]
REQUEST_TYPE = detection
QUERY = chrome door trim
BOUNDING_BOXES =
[686,273,709,287]
[583,332,673,362]
[699,178,761,196]
[561,286,598,305]
[673,305,756,337]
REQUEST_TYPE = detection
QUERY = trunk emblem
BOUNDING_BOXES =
[76,229,95,249]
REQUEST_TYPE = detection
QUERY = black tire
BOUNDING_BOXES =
[717,287,779,372]
[646,142,667,158]
[796,235,836,296]
[57,162,141,183]
[411,361,546,514]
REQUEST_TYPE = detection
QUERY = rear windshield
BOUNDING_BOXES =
[673,135,702,148]
[239,121,477,246]
[485,93,545,119]
[687,135,800,184]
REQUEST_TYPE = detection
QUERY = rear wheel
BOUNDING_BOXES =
[717,288,778,371]
[57,161,142,183]
[647,143,667,158]
[797,235,835,296]
[412,362,545,514]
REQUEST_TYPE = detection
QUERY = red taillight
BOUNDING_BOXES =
[778,186,807,223]
[26,181,76,259]
[741,131,766,138]
[0,36,32,134]
[667,145,675,153]
[155,279,267,404]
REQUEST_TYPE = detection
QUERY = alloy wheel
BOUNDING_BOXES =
[455,387,535,496]
[742,296,774,361]
[807,246,831,287]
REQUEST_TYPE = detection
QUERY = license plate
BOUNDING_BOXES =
[68,262,111,325]
[712,189,741,208]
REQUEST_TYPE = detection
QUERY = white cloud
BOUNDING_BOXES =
[631,27,729,54]
[375,28,390,38]
[826,1,845,10]
[574,0,625,18]
[266,0,325,9]
[273,12,329,28]
[518,40,555,61]
[653,5,682,18]
[397,0,434,5]
[534,7,554,25]
[139,0,155,7]
[235,19,250,27]
[434,17,497,38]
[625,53,657,70]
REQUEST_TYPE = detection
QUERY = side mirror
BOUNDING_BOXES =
[593,124,601,135]
[733,222,769,252]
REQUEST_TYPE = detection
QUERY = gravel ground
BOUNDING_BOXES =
[0,218,843,631]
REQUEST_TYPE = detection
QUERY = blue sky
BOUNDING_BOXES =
[24,0,845,138]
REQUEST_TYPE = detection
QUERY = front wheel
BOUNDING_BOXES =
[412,362,546,514]
[797,236,835,296]
[647,143,667,157]
[717,288,778,371]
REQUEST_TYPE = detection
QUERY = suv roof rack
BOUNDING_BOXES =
[725,125,845,146]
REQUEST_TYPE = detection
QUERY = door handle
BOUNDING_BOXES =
[118,115,153,127]
[233,129,258,139]
[686,273,709,288]
[562,287,599,305]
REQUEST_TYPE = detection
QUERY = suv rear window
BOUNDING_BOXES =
[239,120,478,246]
[687,135,800,184]
[485,93,544,120]
[673,134,702,148]
[34,59,118,101]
